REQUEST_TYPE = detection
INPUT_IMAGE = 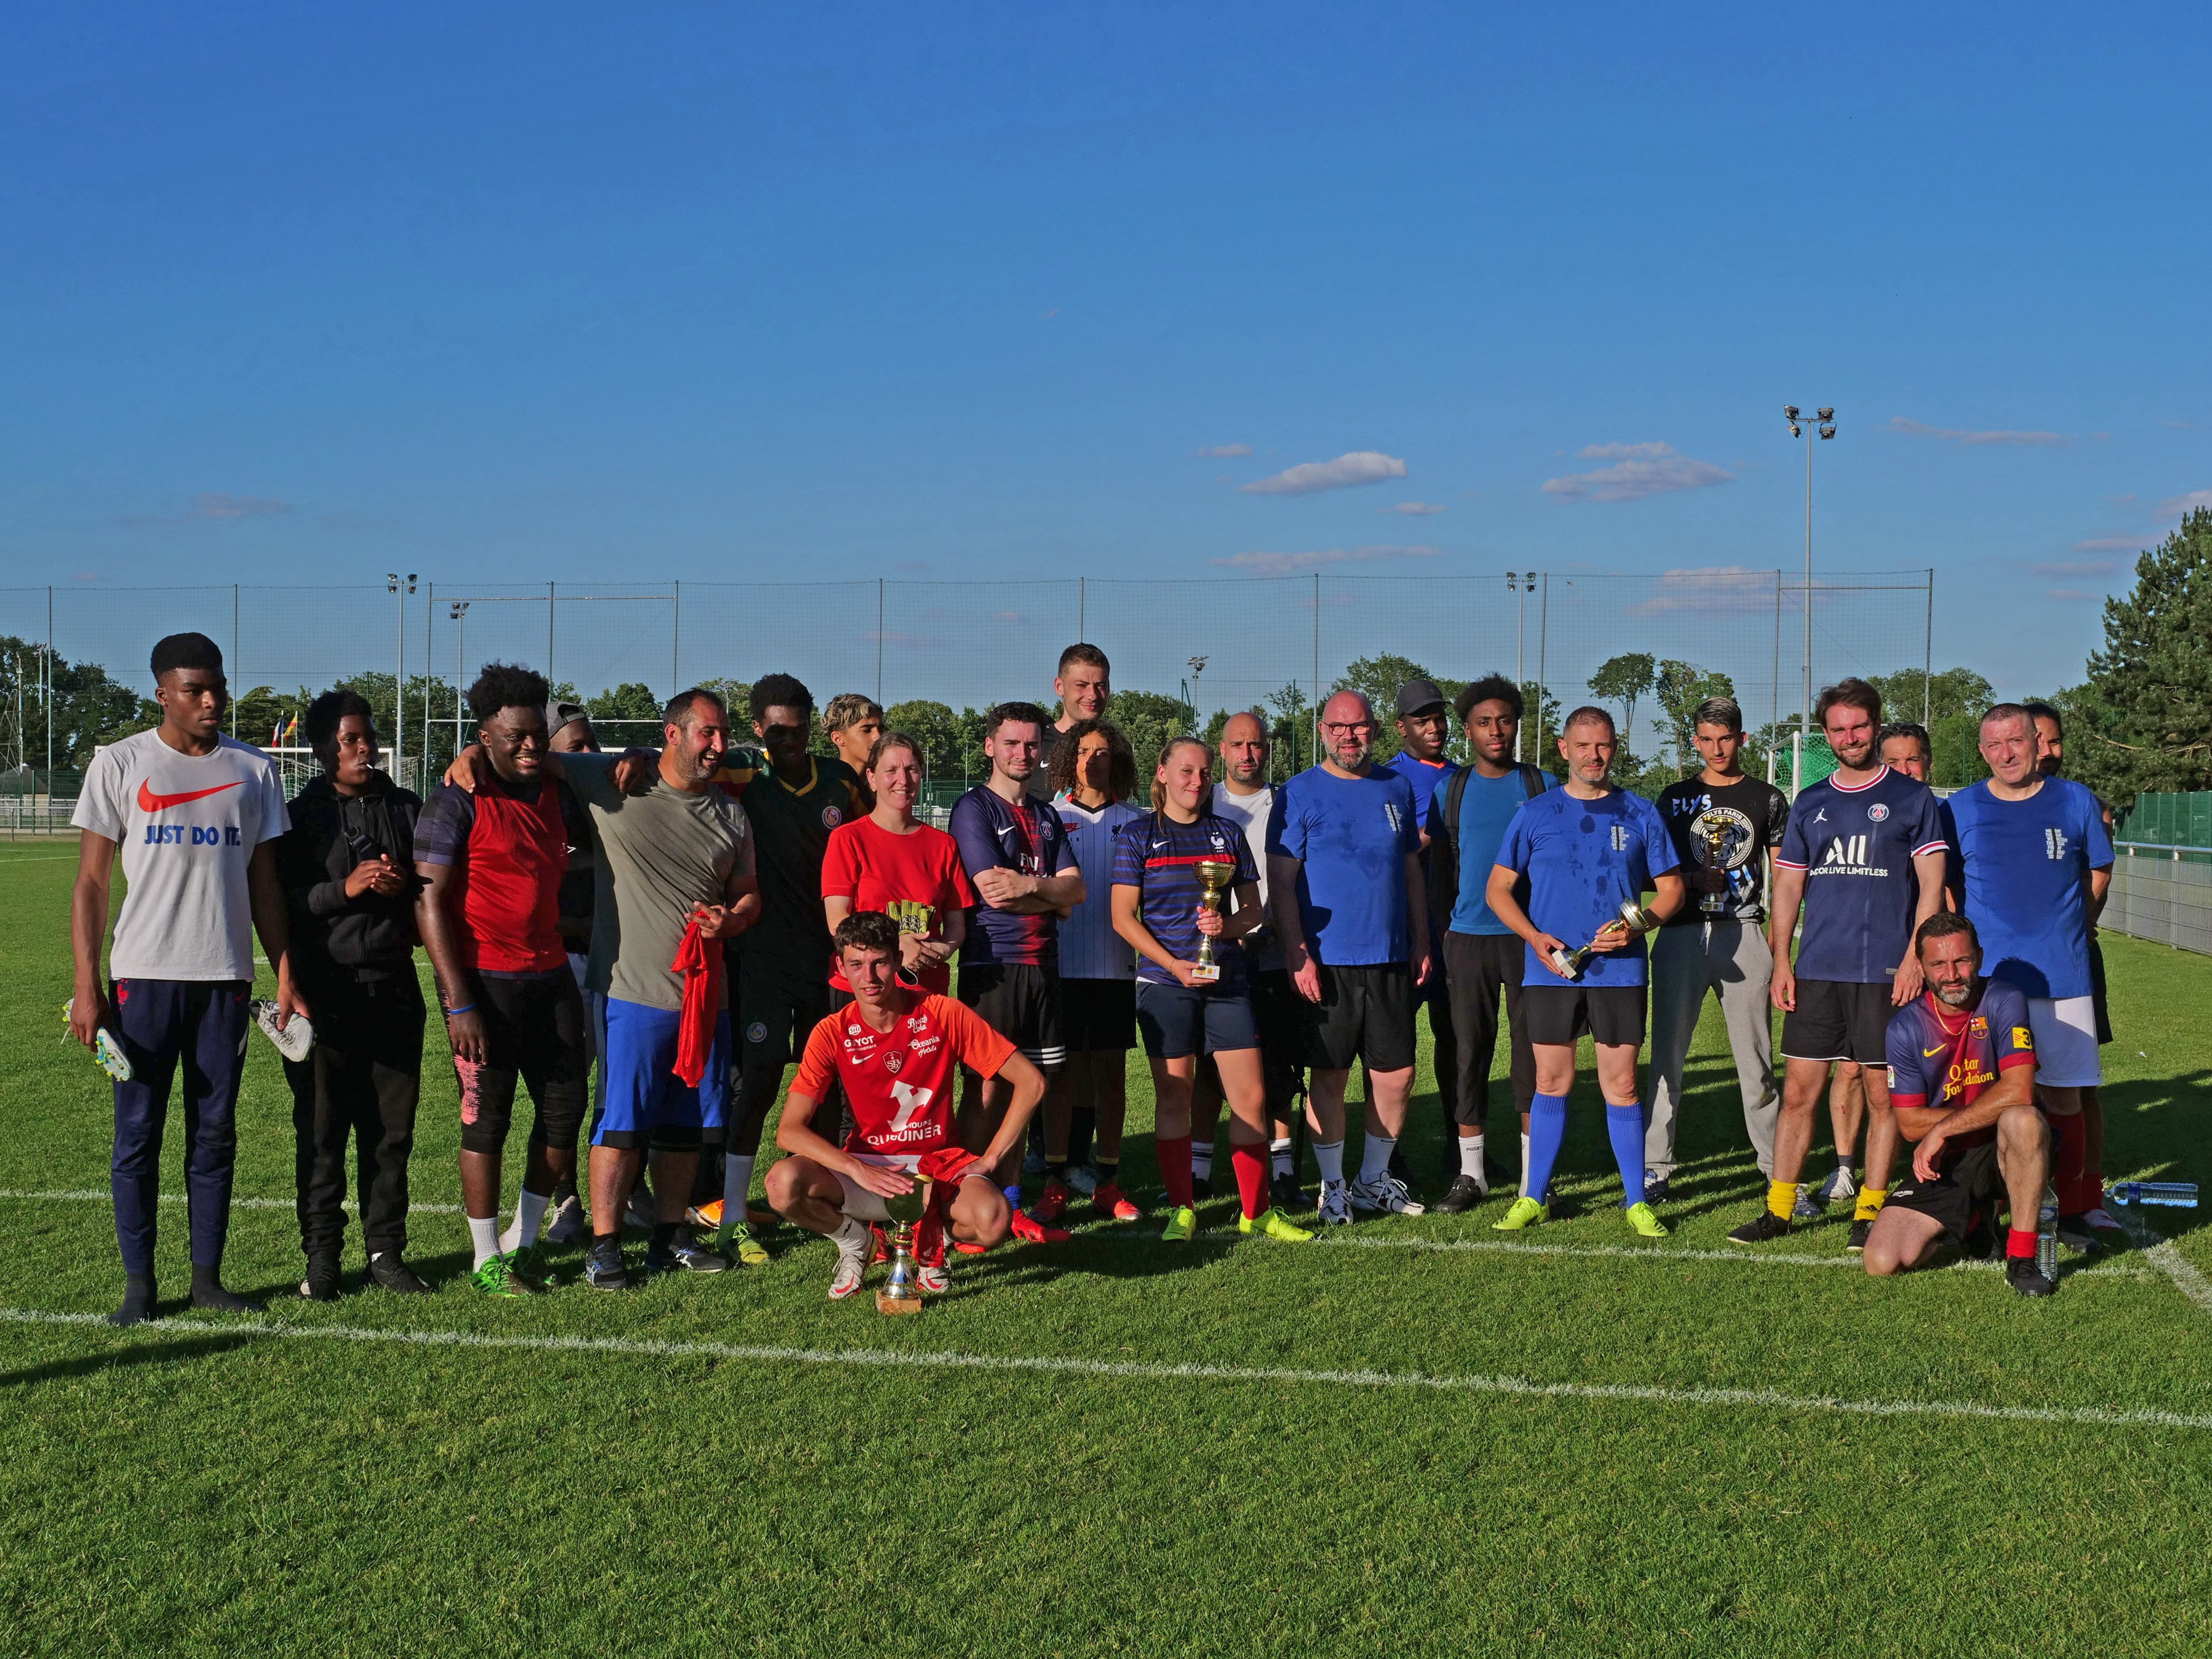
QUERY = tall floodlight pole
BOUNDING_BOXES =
[1781,407,1835,794]
[388,572,417,783]
[1506,572,1536,760]
[449,601,471,754]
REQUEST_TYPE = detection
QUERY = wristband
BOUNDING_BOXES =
[443,1003,476,1018]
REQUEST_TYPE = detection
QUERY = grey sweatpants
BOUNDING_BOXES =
[1644,920,1778,1180]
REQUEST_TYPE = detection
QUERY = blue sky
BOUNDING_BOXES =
[4,1,2208,703]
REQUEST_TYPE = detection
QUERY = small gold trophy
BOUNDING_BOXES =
[1697,818,1733,916]
[876,1180,930,1316]
[1548,899,1663,979]
[1189,859,1238,984]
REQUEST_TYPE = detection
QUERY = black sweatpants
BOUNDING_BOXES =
[1442,930,1536,1128]
[287,975,425,1258]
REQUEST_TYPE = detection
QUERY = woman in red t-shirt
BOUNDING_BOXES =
[821,732,976,994]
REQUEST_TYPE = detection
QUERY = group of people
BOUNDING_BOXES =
[68,628,2118,1323]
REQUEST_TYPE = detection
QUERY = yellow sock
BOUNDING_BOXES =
[1855,1187,1887,1223]
[1766,1180,1798,1220]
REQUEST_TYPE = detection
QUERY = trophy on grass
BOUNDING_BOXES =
[1189,859,1239,984]
[877,1179,931,1316]
[1548,899,1663,980]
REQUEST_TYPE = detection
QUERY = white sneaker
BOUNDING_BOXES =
[250,999,315,1062]
[544,1194,585,1245]
[1348,1173,1426,1216]
[828,1217,871,1300]
[918,1265,950,1295]
[1064,1164,1099,1196]
[1316,1178,1353,1226]
[1815,1164,1857,1206]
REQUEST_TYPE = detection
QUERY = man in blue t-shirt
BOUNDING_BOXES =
[1423,673,1550,1212]
[1382,677,1458,1189]
[1266,689,1428,1224]
[1484,706,1684,1239]
[1948,702,2113,1249]
[1729,679,1948,1251]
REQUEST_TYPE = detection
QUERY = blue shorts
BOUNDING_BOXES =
[590,996,731,1150]
[1136,979,1258,1059]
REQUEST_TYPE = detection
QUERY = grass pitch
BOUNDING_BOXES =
[2,835,2208,1657]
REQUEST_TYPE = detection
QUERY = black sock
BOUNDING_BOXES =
[1094,1160,1118,1186]
[1046,1160,1070,1182]
[590,1232,622,1257]
[190,1263,261,1313]
[1068,1106,1096,1168]
[652,1222,678,1249]
[109,1273,157,1327]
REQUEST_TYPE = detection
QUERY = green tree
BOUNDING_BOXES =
[1519,680,1563,767]
[1650,661,1735,778]
[884,699,963,781]
[1105,690,1194,780]
[0,640,149,771]
[1586,653,1655,771]
[1334,653,1467,763]
[1264,683,1313,778]
[1865,665,1994,731]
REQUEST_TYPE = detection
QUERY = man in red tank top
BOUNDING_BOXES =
[766,910,1046,1300]
[415,664,594,1296]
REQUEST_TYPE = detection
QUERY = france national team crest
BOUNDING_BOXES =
[1867,802,1890,822]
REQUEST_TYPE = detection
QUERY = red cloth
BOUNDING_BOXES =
[2049,1108,2088,1212]
[1231,1142,1269,1221]
[917,1146,980,1184]
[671,915,723,1089]
[1156,1135,1194,1209]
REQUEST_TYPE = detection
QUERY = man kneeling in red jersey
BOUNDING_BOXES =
[768,910,1047,1299]
[1864,912,2056,1297]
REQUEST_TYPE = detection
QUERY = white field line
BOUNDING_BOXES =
[2144,1244,2212,1312]
[0,1187,2159,1280]
[6,1306,2209,1432]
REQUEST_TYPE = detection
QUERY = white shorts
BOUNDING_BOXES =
[834,1152,921,1222]
[2027,996,2101,1089]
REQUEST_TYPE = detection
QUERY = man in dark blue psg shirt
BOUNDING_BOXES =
[1730,679,1948,1251]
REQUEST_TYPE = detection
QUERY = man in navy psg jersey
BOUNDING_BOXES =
[1729,679,1948,1252]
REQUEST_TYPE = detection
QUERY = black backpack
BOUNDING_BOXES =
[1429,762,1550,915]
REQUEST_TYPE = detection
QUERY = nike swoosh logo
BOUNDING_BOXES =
[1923,1044,1948,1057]
[138,779,244,812]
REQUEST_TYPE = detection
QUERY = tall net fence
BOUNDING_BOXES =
[0,568,1936,820]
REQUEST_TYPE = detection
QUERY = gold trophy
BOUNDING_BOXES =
[1548,899,1663,980]
[1190,859,1238,984]
[1697,817,1733,916]
[876,1180,930,1316]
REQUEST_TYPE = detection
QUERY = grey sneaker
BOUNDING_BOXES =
[1316,1178,1352,1226]
[1348,1173,1426,1216]
[543,1194,586,1245]
[645,1236,728,1274]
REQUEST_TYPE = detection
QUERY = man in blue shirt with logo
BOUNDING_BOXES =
[1425,674,1551,1212]
[1730,679,1948,1251]
[1485,706,1684,1238]
[1947,703,2113,1251]
[1267,689,1429,1224]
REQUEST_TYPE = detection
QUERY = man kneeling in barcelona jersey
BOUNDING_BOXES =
[1865,912,2056,1297]
[768,910,1048,1298]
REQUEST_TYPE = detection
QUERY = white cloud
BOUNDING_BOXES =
[1212,543,1440,577]
[1239,450,1407,496]
[2049,589,2100,601]
[2069,538,2142,552]
[1193,443,1253,458]
[1543,444,1733,503]
[1378,501,1446,516]
[1879,416,2069,447]
[2034,558,2121,577]
[2157,488,2212,519]
[1624,566,1775,617]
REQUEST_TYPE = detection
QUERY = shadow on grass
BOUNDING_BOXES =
[0,1330,260,1388]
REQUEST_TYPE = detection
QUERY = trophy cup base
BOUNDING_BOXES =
[876,1290,924,1316]
[1189,963,1220,984]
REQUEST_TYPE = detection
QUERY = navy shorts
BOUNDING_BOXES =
[591,996,732,1150]
[1136,979,1259,1059]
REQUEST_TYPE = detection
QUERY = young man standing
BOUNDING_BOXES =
[1382,677,1458,1187]
[70,632,300,1325]
[1645,696,1790,1203]
[1948,705,2113,1252]
[278,689,429,1299]
[1425,675,1549,1211]
[1730,679,1948,1251]
[822,694,885,784]
[950,702,1085,1234]
[1484,707,1684,1238]
[1027,644,1111,802]
[1267,689,1430,1224]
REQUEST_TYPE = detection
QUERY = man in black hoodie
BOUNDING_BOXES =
[278,690,430,1298]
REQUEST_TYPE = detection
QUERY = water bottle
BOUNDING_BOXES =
[2106,1180,2200,1209]
[2036,1185,2059,1282]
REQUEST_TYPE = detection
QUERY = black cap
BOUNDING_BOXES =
[1394,678,1447,718]
[545,700,590,737]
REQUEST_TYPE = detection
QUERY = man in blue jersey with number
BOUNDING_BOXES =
[1730,679,1948,1251]
[1382,678,1458,1186]
[1484,706,1684,1237]
[1947,703,2113,1252]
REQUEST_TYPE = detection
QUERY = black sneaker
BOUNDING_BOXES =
[1642,1176,1670,1206]
[2006,1256,2057,1298]
[1727,1210,1792,1245]
[1959,1218,2001,1263]
[1437,1172,1489,1215]
[298,1249,342,1302]
[368,1252,432,1294]
[1268,1173,1309,1213]
[1191,1176,1214,1200]
[1846,1218,1872,1253]
[645,1237,727,1275]
[584,1239,631,1290]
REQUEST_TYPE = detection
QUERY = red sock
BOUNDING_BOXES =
[2007,1227,2039,1259]
[1231,1143,1269,1220]
[2078,1162,2106,1215]
[2049,1111,2087,1212]
[916,1181,955,1266]
[1157,1135,1194,1209]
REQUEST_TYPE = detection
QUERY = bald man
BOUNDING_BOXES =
[1266,689,1430,1224]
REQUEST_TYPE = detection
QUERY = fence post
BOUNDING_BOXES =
[1310,573,1320,771]
[672,580,680,697]
[1923,568,1934,727]
[231,584,239,739]
[877,579,885,704]
[546,582,556,684]
[1536,573,1550,761]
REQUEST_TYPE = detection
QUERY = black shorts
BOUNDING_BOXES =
[736,954,833,1071]
[1884,1137,2009,1241]
[957,962,1065,1072]
[1303,962,1416,1072]
[1780,978,1892,1065]
[1250,968,1305,1111]
[1060,976,1136,1052]
[455,973,590,1156]
[1136,979,1259,1058]
[2089,939,2113,1046]
[1521,983,1646,1047]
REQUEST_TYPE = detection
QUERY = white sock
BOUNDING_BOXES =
[723,1153,755,1220]
[467,1214,502,1270]
[1521,1132,1532,1192]
[830,1215,870,1258]
[1191,1142,1214,1181]
[499,1189,550,1255]
[1458,1133,1486,1180]
[1313,1139,1346,1184]
[1270,1136,1294,1178]
[1359,1134,1396,1185]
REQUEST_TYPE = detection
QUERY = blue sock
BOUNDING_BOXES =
[1524,1093,1568,1204]
[1607,1102,1646,1207]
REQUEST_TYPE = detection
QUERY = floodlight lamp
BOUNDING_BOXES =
[1789,424,1802,438]
[1783,405,1800,420]
[1816,408,1834,421]
[1819,424,1836,440]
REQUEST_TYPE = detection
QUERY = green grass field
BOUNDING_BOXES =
[3,835,2208,1658]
